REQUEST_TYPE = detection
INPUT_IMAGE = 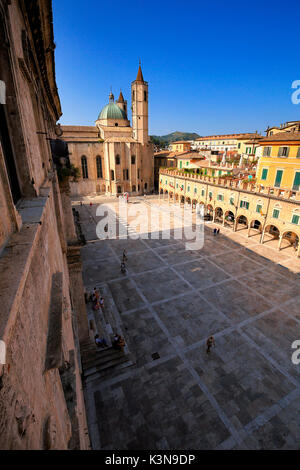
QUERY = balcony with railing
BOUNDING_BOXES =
[159,168,300,203]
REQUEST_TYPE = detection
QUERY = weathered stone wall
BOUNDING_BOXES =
[0,0,90,449]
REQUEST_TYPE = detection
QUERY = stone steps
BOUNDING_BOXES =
[80,339,134,380]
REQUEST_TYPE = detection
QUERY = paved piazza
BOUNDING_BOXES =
[75,196,300,450]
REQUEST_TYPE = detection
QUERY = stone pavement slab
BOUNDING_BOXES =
[76,197,300,450]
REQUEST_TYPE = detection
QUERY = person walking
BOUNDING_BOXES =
[206,336,216,354]
[122,249,128,263]
[120,262,126,274]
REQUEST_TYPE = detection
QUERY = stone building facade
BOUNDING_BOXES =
[159,169,300,257]
[61,65,154,197]
[0,0,90,449]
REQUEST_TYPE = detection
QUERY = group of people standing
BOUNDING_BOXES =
[91,287,105,311]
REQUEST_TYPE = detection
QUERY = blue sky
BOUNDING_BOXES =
[52,0,300,136]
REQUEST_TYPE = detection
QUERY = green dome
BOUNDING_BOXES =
[98,103,127,120]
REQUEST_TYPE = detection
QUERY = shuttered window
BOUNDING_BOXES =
[291,214,300,225]
[278,146,289,157]
[273,209,280,219]
[240,201,249,209]
[274,170,283,187]
[297,147,300,158]
[293,172,300,191]
[256,204,262,213]
[263,146,272,156]
[261,168,268,180]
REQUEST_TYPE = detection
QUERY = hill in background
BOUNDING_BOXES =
[150,131,201,147]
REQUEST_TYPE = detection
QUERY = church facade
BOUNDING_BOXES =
[61,65,154,196]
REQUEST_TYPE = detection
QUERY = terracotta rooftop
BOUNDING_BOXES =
[260,131,300,143]
[171,141,191,145]
[196,133,259,141]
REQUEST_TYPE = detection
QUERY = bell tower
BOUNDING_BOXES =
[131,62,148,144]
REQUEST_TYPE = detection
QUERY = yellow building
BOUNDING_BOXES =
[195,133,259,153]
[159,168,300,256]
[176,155,233,177]
[266,121,300,137]
[236,134,262,157]
[169,141,191,152]
[256,131,300,192]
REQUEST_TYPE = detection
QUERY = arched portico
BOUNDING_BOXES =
[248,219,263,238]
[235,215,248,232]
[215,207,224,224]
[261,224,280,247]
[278,231,300,255]
[224,210,235,228]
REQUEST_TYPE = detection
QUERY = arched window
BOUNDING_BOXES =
[115,154,120,165]
[131,155,136,165]
[110,169,115,181]
[81,156,88,179]
[144,183,148,190]
[96,156,103,179]
[132,185,136,192]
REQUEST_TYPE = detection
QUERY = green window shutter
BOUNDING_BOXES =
[293,172,300,191]
[256,204,262,213]
[275,170,283,187]
[246,202,249,209]
[297,147,300,158]
[212,170,215,176]
[180,161,182,169]
[201,189,205,196]
[204,169,207,175]
[230,197,234,205]
[273,209,280,219]
[240,201,243,208]
[194,187,197,194]
[186,162,189,166]
[219,170,222,176]
[261,169,268,180]
[187,186,190,192]
[292,215,300,225]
